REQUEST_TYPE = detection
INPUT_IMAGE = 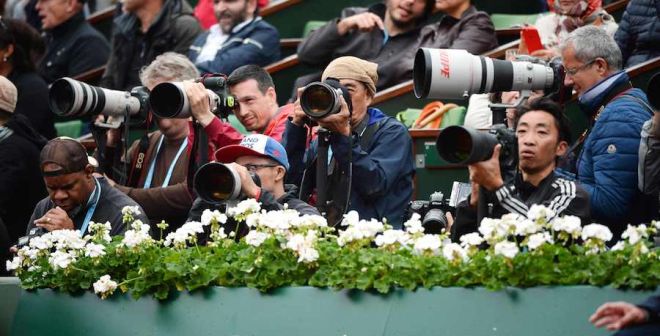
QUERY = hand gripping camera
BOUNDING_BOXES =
[149,75,236,119]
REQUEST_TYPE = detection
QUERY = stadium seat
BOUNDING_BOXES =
[490,13,541,29]
[55,120,83,139]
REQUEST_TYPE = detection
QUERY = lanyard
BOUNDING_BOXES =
[79,178,101,235]
[143,135,188,188]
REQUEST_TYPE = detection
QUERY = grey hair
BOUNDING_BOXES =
[560,26,622,71]
[139,52,200,87]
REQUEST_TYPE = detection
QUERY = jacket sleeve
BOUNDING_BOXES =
[638,295,660,323]
[203,117,244,156]
[171,16,203,56]
[329,120,413,201]
[450,199,478,242]
[613,7,632,65]
[296,18,345,66]
[99,35,119,89]
[196,25,280,74]
[447,12,498,54]
[67,35,111,78]
[282,119,310,187]
[115,182,194,219]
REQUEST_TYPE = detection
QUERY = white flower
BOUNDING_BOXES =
[551,216,583,237]
[494,241,519,259]
[84,243,106,258]
[500,214,523,234]
[244,231,270,247]
[442,243,467,262]
[93,275,118,299]
[88,221,112,242]
[291,214,328,229]
[412,235,442,255]
[49,230,86,250]
[610,241,625,251]
[356,219,385,238]
[336,218,385,246]
[201,209,228,226]
[121,205,141,216]
[285,231,319,263]
[526,232,554,251]
[6,255,23,271]
[581,224,613,243]
[337,227,363,246]
[403,213,424,234]
[48,250,76,270]
[19,246,39,261]
[514,219,542,236]
[297,247,319,263]
[340,211,360,227]
[527,204,555,222]
[622,224,648,245]
[28,235,52,251]
[375,230,410,247]
[226,199,261,218]
[121,222,153,248]
[479,218,507,242]
[459,233,484,247]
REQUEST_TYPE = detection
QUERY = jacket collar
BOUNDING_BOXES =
[440,5,477,24]
[578,70,631,117]
[115,0,184,37]
[48,11,85,38]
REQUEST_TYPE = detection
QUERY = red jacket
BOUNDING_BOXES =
[194,0,270,30]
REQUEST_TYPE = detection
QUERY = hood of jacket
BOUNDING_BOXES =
[578,70,632,116]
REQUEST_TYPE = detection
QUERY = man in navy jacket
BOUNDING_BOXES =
[559,26,653,238]
[188,0,279,75]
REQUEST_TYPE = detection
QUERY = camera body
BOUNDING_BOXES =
[16,227,47,249]
[193,162,262,204]
[150,75,236,119]
[300,78,353,120]
[407,192,453,234]
[49,77,150,121]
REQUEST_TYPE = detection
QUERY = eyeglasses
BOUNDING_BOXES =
[563,59,597,77]
[243,163,278,173]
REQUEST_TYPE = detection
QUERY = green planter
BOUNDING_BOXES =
[5,280,656,336]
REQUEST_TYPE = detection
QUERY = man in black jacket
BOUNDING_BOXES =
[100,0,201,90]
[0,76,47,246]
[451,98,591,240]
[188,134,319,226]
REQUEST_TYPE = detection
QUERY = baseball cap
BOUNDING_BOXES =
[0,76,17,113]
[214,134,290,171]
[40,137,90,176]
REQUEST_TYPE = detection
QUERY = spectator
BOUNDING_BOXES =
[294,0,435,95]
[559,26,653,237]
[27,137,148,236]
[100,0,202,90]
[638,73,659,217]
[450,98,590,240]
[0,76,47,246]
[614,0,660,68]
[194,0,268,30]
[226,64,291,142]
[35,0,110,83]
[418,0,497,54]
[283,56,415,228]
[0,18,56,139]
[531,0,618,59]
[188,134,319,233]
[590,296,660,335]
[101,53,203,231]
[188,0,279,75]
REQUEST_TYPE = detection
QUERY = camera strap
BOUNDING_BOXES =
[127,113,154,188]
[143,135,189,188]
[187,122,209,194]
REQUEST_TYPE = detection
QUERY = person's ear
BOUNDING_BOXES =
[2,44,15,61]
[555,140,569,157]
[266,86,277,104]
[594,58,609,76]
[274,166,286,182]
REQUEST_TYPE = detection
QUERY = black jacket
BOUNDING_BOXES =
[100,0,201,90]
[8,70,56,140]
[451,172,591,241]
[614,0,660,68]
[0,115,47,245]
[38,12,110,83]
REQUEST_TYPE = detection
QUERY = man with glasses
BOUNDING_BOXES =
[558,26,653,238]
[187,134,319,223]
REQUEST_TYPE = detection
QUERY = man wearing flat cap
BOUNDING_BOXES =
[283,56,415,228]
[26,137,148,237]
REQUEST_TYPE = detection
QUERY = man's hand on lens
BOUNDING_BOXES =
[337,12,385,36]
[35,206,75,232]
[227,163,261,199]
[317,96,350,136]
[291,88,309,127]
[185,81,215,127]
[467,144,504,191]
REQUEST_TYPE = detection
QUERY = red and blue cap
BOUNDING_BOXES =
[214,134,290,171]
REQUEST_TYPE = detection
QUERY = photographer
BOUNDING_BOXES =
[187,134,319,222]
[451,98,590,240]
[27,138,148,237]
[283,56,415,228]
[638,73,660,216]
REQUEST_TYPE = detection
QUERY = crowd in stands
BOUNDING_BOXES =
[0,0,659,333]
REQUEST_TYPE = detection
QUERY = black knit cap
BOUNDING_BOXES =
[40,137,89,176]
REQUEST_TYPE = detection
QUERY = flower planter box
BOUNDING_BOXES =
[3,279,656,336]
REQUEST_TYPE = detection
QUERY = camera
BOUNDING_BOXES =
[193,162,262,204]
[413,48,565,100]
[300,78,353,119]
[436,124,517,167]
[407,192,453,234]
[49,77,150,118]
[149,75,236,119]
[16,227,47,249]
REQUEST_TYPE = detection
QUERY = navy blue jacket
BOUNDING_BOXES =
[639,295,660,323]
[614,0,660,68]
[188,17,280,75]
[283,108,415,228]
[576,71,653,233]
